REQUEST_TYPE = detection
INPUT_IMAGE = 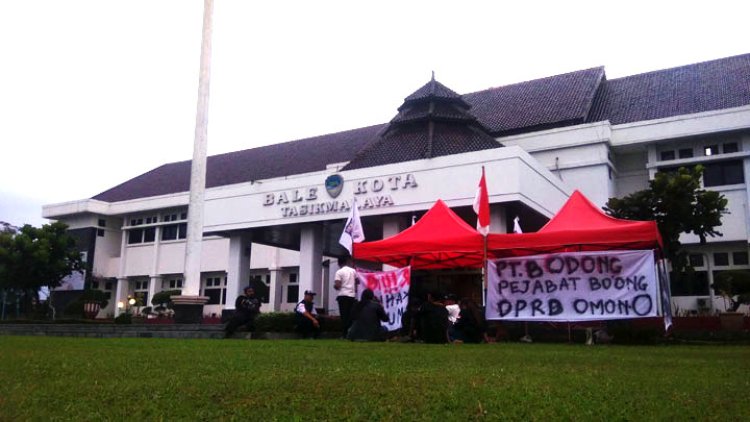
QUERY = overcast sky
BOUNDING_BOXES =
[1,0,748,227]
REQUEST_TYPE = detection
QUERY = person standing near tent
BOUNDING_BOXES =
[334,256,358,338]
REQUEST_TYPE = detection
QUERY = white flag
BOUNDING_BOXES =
[513,216,523,234]
[339,199,365,254]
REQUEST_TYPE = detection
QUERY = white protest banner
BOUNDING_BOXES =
[356,266,411,331]
[486,250,658,321]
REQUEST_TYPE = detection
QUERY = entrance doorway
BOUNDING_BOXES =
[411,269,482,303]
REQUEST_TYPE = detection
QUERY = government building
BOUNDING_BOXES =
[43,53,750,318]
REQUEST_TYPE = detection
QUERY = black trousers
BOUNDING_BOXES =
[225,313,256,337]
[296,318,321,339]
[337,296,356,337]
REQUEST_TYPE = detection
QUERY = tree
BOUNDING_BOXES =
[0,222,83,319]
[712,270,750,312]
[604,165,728,273]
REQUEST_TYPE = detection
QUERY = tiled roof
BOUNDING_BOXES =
[92,124,385,202]
[92,53,750,202]
[464,67,605,135]
[342,122,501,171]
[343,78,500,171]
[588,53,750,124]
[403,78,464,104]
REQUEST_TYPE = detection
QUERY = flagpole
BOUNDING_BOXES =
[482,234,488,308]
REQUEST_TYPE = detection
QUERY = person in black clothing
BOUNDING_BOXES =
[295,290,321,339]
[225,286,262,338]
[418,292,450,344]
[452,298,489,343]
[347,289,388,341]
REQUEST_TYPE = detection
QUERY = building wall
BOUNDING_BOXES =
[46,107,750,314]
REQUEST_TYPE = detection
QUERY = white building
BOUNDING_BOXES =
[43,53,750,318]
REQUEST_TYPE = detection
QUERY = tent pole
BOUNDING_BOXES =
[482,236,489,308]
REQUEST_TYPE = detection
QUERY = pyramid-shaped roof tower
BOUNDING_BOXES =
[343,76,501,170]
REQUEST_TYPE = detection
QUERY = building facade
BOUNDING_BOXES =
[43,54,750,317]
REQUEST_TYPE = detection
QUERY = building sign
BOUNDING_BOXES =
[486,250,658,321]
[262,173,418,218]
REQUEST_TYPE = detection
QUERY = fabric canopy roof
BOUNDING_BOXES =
[353,199,485,269]
[487,190,663,258]
[354,191,662,268]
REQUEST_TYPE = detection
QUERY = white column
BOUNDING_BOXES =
[382,215,406,271]
[225,233,251,310]
[268,269,284,312]
[182,0,214,298]
[114,278,130,317]
[490,205,508,234]
[148,276,161,309]
[321,260,331,312]
[299,224,323,296]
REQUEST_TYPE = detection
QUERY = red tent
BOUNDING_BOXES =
[487,190,663,258]
[353,199,485,269]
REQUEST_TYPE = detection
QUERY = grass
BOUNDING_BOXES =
[0,337,748,421]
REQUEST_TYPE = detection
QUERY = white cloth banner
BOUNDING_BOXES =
[356,266,411,331]
[486,250,658,321]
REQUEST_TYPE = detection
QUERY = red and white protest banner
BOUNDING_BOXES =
[486,250,658,321]
[356,266,411,331]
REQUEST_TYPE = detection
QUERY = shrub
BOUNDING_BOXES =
[114,313,132,324]
[80,289,109,309]
[151,290,181,308]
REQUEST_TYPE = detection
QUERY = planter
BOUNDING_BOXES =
[170,295,209,324]
[719,312,745,331]
[83,302,101,319]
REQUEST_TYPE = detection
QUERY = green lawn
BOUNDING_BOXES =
[0,337,748,420]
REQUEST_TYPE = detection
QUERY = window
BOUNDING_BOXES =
[97,228,105,237]
[688,254,704,268]
[97,219,106,227]
[250,274,271,303]
[128,229,144,244]
[286,273,298,303]
[104,282,113,290]
[134,280,149,306]
[703,160,744,187]
[127,216,158,244]
[704,145,718,156]
[732,251,749,266]
[166,278,183,289]
[203,276,226,305]
[723,142,739,154]
[659,150,675,161]
[92,280,100,289]
[670,271,709,296]
[713,252,729,266]
[678,148,693,159]
[162,223,187,241]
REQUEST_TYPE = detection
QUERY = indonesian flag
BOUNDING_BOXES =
[339,199,365,254]
[473,167,490,236]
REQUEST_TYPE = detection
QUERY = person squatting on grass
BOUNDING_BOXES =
[451,298,490,343]
[347,288,388,341]
[418,292,450,343]
[295,290,321,339]
[224,286,261,338]
[334,256,358,338]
